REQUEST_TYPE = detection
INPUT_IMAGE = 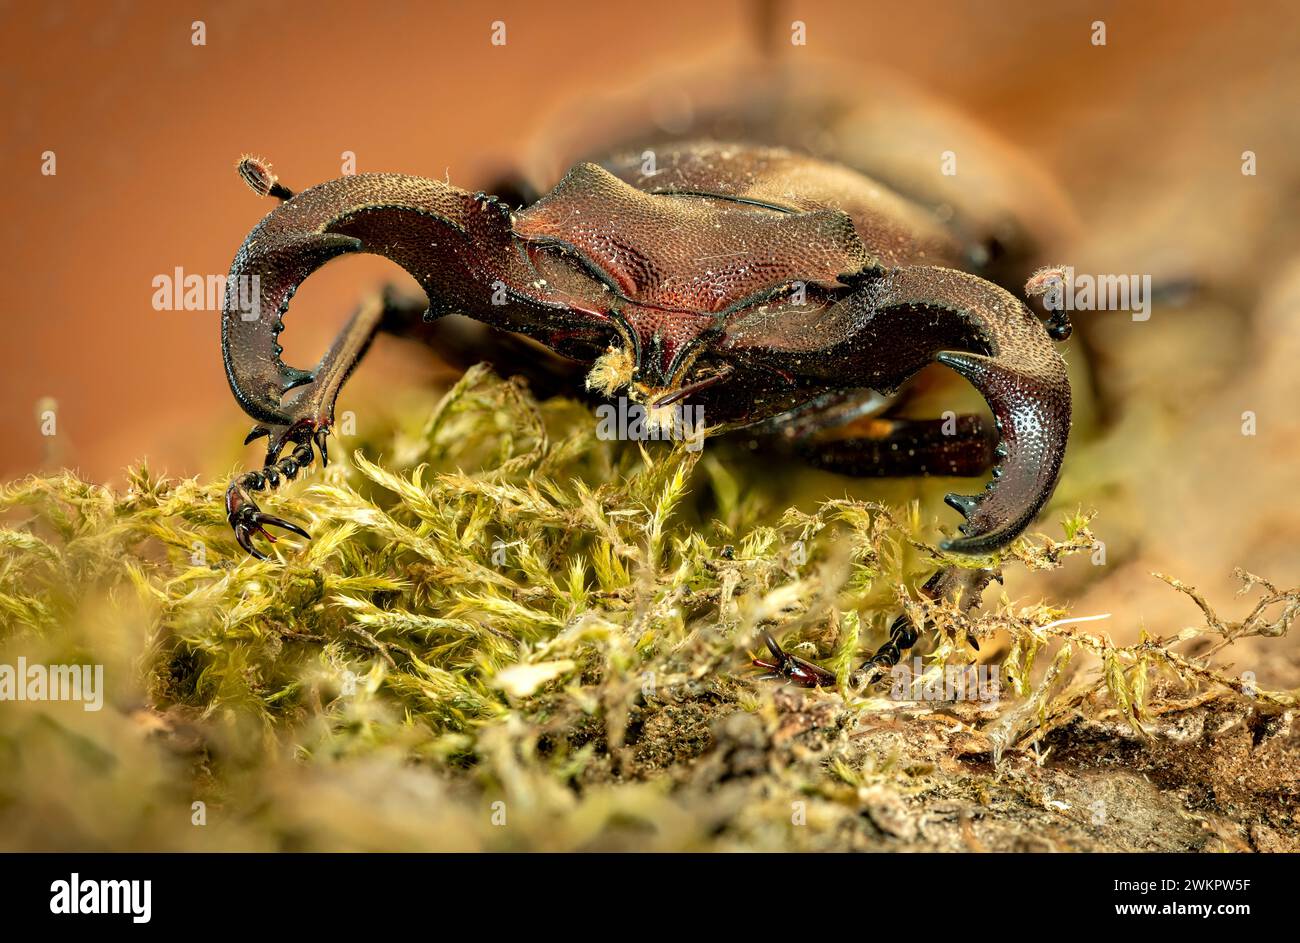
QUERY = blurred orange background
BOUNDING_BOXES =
[3,0,1296,483]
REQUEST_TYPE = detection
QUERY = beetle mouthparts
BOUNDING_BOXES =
[584,346,636,397]
[650,363,735,408]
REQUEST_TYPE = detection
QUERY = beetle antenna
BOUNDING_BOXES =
[1024,265,1074,341]
[237,154,295,202]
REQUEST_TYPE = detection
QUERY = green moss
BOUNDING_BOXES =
[0,366,1292,850]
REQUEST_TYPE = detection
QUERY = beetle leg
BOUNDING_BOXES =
[791,413,998,478]
[752,388,893,442]
[751,568,995,691]
[396,312,591,400]
[751,605,924,690]
[223,289,425,559]
[849,610,925,688]
[225,437,315,561]
[850,567,997,689]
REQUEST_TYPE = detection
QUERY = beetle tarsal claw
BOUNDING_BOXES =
[225,485,311,561]
[224,418,327,559]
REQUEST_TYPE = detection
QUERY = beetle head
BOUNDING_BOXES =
[513,161,876,419]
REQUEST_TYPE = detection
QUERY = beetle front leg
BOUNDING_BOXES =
[754,610,927,690]
[224,289,424,559]
[225,430,316,560]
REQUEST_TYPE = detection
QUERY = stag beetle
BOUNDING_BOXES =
[220,130,1072,687]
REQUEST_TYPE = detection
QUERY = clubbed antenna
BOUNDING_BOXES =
[236,154,295,202]
[1024,265,1074,341]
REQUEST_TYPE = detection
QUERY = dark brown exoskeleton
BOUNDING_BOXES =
[220,68,1072,690]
